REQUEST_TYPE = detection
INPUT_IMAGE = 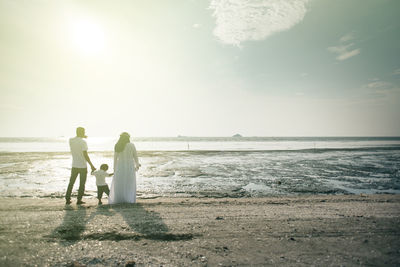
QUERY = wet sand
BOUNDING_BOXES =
[0,195,399,266]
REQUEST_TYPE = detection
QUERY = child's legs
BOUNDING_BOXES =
[97,186,103,200]
[104,185,110,196]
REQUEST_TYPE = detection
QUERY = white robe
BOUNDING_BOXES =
[109,143,139,204]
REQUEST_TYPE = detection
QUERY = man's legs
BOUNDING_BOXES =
[66,168,79,203]
[77,168,88,202]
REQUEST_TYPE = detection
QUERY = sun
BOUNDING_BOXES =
[69,19,105,55]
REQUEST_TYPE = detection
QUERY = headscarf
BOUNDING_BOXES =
[114,132,130,153]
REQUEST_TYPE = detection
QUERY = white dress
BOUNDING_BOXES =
[109,143,139,204]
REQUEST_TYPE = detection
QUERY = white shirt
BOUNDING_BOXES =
[69,137,88,168]
[92,169,109,186]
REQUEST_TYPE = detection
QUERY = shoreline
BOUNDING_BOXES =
[1,194,399,266]
[1,191,399,201]
[1,192,400,199]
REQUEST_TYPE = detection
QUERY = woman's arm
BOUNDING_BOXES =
[132,143,140,170]
[113,152,118,172]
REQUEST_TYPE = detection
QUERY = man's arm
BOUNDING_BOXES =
[83,151,96,171]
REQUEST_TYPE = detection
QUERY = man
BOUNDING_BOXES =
[65,127,96,205]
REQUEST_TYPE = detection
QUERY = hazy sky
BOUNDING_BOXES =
[1,0,399,137]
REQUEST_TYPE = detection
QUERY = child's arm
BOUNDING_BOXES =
[108,173,114,177]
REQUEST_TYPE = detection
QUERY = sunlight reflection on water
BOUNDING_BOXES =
[1,148,399,198]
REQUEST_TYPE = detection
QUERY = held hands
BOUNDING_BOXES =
[135,163,141,171]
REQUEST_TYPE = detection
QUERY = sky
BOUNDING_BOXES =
[0,0,399,137]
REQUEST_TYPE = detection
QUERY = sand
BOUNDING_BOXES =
[0,195,399,266]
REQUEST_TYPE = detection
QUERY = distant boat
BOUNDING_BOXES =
[232,134,243,138]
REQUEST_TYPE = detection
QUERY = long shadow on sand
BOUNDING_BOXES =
[49,203,193,244]
[49,205,89,245]
[84,203,194,241]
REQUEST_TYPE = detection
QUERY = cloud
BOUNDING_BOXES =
[393,69,400,76]
[339,32,355,42]
[209,0,309,46]
[327,44,360,61]
[362,79,400,99]
[328,33,360,61]
[366,80,391,89]
[336,48,360,61]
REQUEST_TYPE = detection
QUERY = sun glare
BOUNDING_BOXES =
[69,19,105,55]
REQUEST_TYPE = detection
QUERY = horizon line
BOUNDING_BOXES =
[1,135,400,139]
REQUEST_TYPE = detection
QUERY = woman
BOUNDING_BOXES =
[109,132,140,204]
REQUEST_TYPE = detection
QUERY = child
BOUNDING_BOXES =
[91,164,113,205]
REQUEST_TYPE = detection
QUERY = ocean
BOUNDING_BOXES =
[1,137,400,199]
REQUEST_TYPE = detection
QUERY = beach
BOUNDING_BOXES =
[1,194,399,266]
[2,0,400,265]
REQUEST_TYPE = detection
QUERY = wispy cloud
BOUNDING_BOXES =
[366,80,391,89]
[209,0,309,46]
[393,68,400,76]
[339,32,355,42]
[328,33,360,61]
[362,79,400,99]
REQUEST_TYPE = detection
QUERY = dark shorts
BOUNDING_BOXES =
[97,185,110,199]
